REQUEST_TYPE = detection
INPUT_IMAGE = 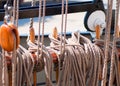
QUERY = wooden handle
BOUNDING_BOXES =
[52,27,58,39]
[29,27,35,43]
[95,25,100,39]
[117,25,119,38]
[8,70,12,86]
[33,71,37,86]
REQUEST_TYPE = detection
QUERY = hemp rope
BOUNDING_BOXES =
[57,0,68,85]
[49,30,120,86]
[27,40,53,86]
[2,50,9,86]
[109,0,120,86]
[49,32,105,86]
[101,0,113,86]
[37,0,42,59]
[11,0,20,85]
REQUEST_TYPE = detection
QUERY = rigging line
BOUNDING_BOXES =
[63,0,68,52]
[101,0,113,86]
[57,0,65,85]
[1,2,10,85]
[37,0,42,59]
[109,0,120,86]
[12,0,19,86]
[13,0,16,24]
[60,0,65,55]
[30,0,36,28]
[2,49,9,86]
[41,0,46,56]
[16,0,19,27]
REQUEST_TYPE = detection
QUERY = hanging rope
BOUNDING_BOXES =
[101,0,113,86]
[29,0,36,29]
[11,0,20,86]
[27,0,37,86]
[60,0,64,54]
[57,0,65,84]
[37,0,42,63]
[63,0,68,52]
[41,0,46,57]
[16,0,19,27]
[109,0,120,86]
[13,0,16,24]
[2,50,9,86]
[57,0,68,85]
[27,0,53,85]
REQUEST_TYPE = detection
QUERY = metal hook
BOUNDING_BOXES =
[4,3,13,23]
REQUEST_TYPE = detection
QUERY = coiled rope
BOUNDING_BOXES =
[49,31,104,86]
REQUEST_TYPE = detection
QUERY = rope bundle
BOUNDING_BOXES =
[49,31,120,86]
[0,41,53,86]
[27,40,53,86]
[0,46,34,86]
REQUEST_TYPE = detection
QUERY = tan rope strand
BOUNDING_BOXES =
[101,0,113,86]
[12,0,19,85]
[2,50,9,86]
[13,0,16,24]
[57,0,65,85]
[109,0,120,86]
[15,0,19,27]
[63,0,68,52]
[41,0,46,55]
[60,0,64,54]
[12,34,17,86]
[30,0,36,28]
[29,0,34,29]
[37,0,42,60]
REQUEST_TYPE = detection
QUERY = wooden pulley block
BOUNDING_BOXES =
[0,23,20,52]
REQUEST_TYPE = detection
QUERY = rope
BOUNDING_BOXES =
[37,0,42,60]
[60,0,64,55]
[57,0,68,85]
[2,50,9,86]
[41,0,46,56]
[12,35,17,86]
[63,0,68,52]
[30,0,36,28]
[109,0,120,86]
[49,32,105,86]
[11,0,20,86]
[27,40,53,86]
[57,0,65,84]
[13,0,16,24]
[15,0,19,27]
[101,0,113,85]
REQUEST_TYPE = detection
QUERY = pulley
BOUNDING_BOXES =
[84,10,106,32]
[0,4,20,52]
[0,23,20,52]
